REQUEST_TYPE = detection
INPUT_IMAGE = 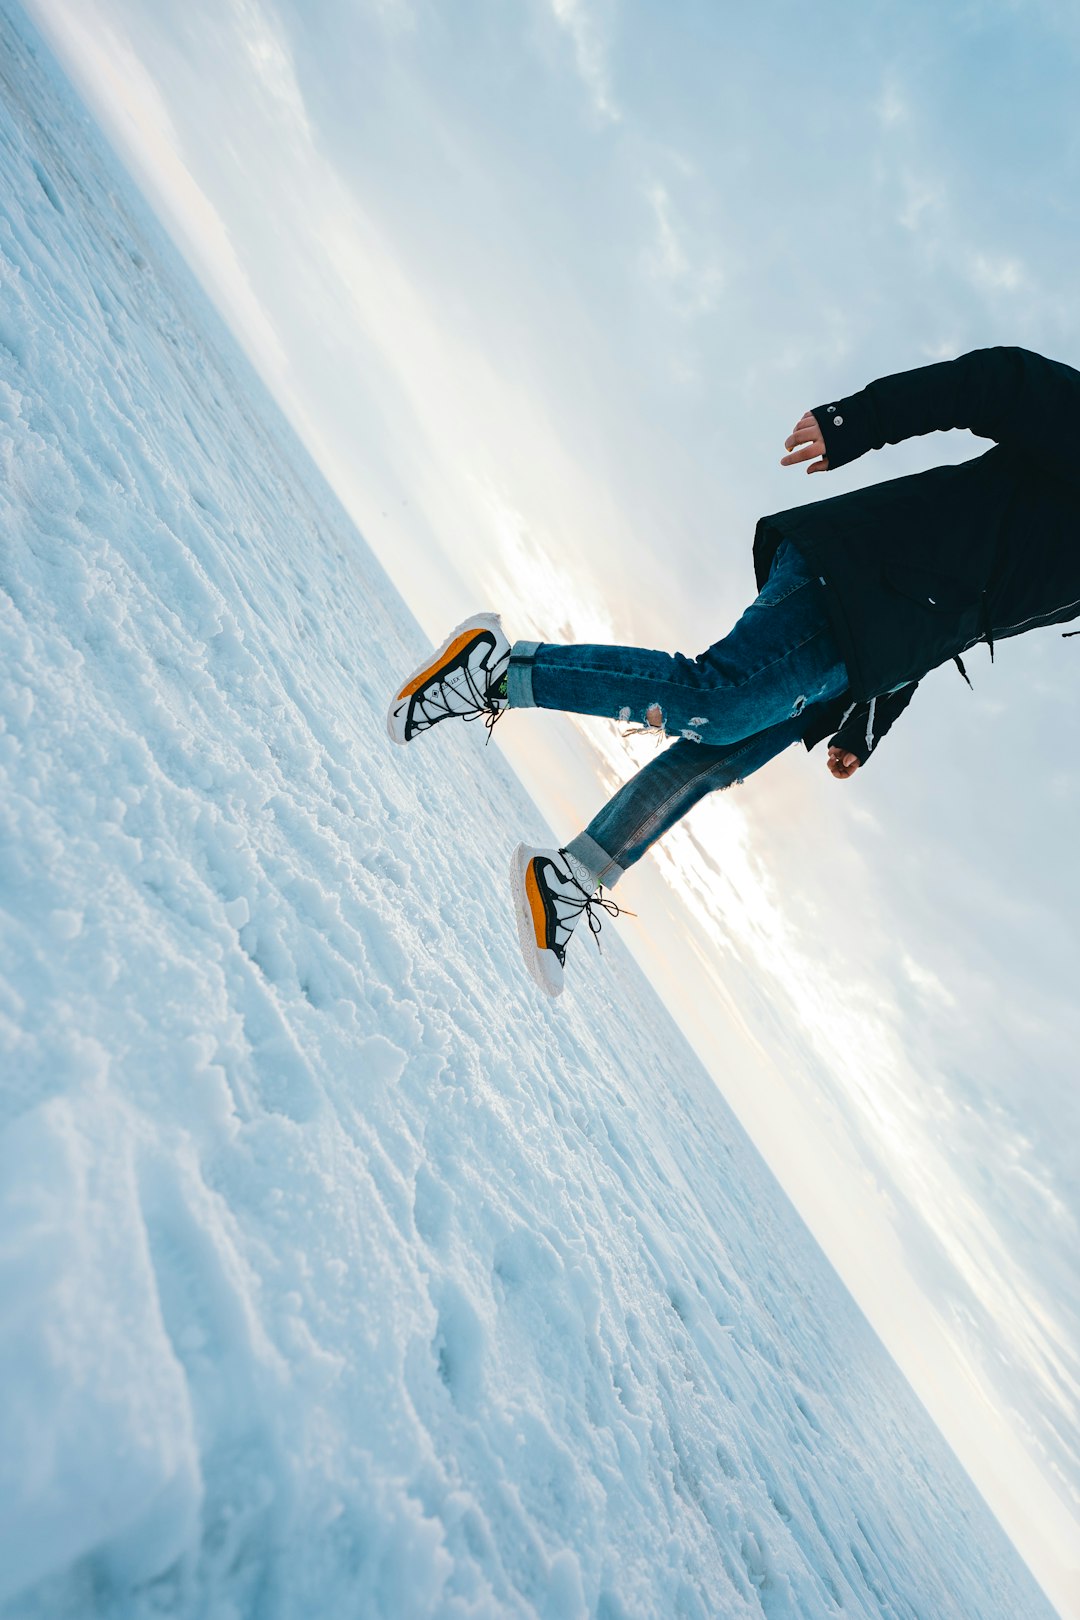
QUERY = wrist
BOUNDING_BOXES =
[828,733,870,766]
[813,391,871,469]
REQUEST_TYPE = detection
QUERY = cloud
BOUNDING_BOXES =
[548,0,620,123]
[641,180,724,319]
[876,81,909,127]
[232,0,312,141]
[900,949,956,1006]
[896,169,946,233]
[969,251,1025,293]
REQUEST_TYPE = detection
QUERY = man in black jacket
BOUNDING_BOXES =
[766,343,1080,776]
[389,346,1080,995]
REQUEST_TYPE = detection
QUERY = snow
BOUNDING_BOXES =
[0,8,1059,1618]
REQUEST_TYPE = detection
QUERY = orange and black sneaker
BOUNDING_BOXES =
[510,844,626,997]
[387,613,511,745]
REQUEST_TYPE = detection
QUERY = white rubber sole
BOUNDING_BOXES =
[510,843,564,999]
[386,611,507,745]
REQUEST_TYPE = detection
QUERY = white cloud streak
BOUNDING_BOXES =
[642,179,724,317]
[549,0,620,123]
[232,0,312,139]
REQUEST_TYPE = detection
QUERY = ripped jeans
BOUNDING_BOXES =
[505,541,850,887]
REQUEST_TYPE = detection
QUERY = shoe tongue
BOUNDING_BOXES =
[563,850,597,895]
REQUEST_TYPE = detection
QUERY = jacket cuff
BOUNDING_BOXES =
[813,390,876,470]
[828,727,871,766]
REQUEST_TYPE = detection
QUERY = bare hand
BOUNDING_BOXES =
[782,412,829,474]
[827,746,860,779]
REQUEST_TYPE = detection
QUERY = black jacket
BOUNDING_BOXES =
[753,346,1080,762]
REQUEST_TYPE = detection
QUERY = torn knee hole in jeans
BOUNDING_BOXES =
[619,702,667,740]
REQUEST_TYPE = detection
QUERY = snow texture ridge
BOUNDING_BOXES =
[0,8,1058,1618]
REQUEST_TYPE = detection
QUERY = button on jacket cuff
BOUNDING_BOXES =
[814,392,873,470]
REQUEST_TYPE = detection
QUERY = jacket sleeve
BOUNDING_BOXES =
[813,346,1080,485]
[829,683,918,766]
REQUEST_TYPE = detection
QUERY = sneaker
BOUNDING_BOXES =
[510,843,625,997]
[387,613,511,745]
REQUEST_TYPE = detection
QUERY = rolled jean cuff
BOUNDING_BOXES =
[506,640,541,708]
[564,830,625,890]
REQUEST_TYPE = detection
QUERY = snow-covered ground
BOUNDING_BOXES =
[0,10,1060,1618]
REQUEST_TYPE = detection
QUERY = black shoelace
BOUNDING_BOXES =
[415,663,506,741]
[557,851,634,952]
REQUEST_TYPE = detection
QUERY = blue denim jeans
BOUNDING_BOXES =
[505,541,850,887]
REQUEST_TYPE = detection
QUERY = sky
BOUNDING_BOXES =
[22,0,1080,1614]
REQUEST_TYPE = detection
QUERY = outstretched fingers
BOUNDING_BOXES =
[781,411,828,473]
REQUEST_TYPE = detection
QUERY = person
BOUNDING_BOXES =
[387,345,1080,996]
